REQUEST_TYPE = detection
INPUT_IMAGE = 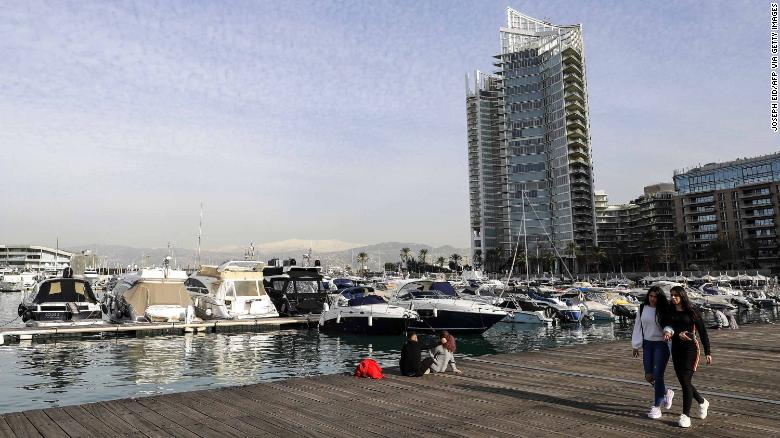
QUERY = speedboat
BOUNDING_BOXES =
[388,280,508,334]
[185,261,278,320]
[102,262,196,323]
[527,291,584,323]
[497,295,553,324]
[18,273,104,327]
[263,265,329,315]
[318,286,419,334]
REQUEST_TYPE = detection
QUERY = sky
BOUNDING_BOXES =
[0,0,776,249]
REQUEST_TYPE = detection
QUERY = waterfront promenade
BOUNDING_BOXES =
[1,324,779,437]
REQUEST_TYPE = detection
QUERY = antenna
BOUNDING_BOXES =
[197,202,204,268]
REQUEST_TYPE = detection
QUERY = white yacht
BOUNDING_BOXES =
[185,261,278,320]
[319,286,419,334]
[18,273,104,327]
[388,280,508,334]
[102,261,196,323]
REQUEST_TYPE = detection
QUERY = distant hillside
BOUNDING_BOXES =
[65,241,469,270]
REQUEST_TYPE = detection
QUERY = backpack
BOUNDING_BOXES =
[354,358,384,379]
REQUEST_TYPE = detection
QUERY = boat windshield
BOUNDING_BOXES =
[33,279,97,304]
[232,280,263,297]
[295,280,321,294]
[347,295,386,306]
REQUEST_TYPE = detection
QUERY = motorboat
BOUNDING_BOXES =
[185,261,278,320]
[263,265,329,315]
[318,286,419,335]
[699,283,751,309]
[388,280,508,334]
[497,295,553,324]
[102,262,196,323]
[526,291,584,323]
[17,273,104,327]
[1,272,39,292]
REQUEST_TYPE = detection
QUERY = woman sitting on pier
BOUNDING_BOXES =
[665,286,712,428]
[400,331,434,377]
[429,331,462,374]
[631,285,674,420]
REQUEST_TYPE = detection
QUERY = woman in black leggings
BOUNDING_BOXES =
[665,286,712,428]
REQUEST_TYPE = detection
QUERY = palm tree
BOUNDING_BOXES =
[356,252,369,275]
[418,248,428,265]
[400,247,411,269]
[450,253,462,268]
[473,249,483,269]
[436,256,446,269]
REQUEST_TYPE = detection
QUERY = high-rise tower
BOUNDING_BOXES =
[467,8,597,273]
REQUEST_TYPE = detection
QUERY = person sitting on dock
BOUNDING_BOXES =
[429,331,461,374]
[400,331,434,377]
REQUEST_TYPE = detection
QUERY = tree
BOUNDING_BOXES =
[356,252,369,274]
[436,256,446,269]
[400,247,411,270]
[473,249,483,269]
[418,248,428,266]
[674,233,690,271]
[565,242,581,274]
[539,251,555,273]
[707,239,729,270]
[450,253,463,272]
[384,262,397,272]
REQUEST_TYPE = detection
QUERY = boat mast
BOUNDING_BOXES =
[197,202,204,268]
[522,190,530,282]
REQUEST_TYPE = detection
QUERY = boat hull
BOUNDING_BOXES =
[320,315,413,335]
[502,310,552,324]
[407,309,507,334]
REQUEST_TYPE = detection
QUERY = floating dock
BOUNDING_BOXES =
[0,316,317,345]
[1,324,779,436]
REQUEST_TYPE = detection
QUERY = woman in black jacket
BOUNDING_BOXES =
[399,331,434,377]
[665,286,712,428]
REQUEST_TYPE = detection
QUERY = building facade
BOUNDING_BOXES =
[467,8,597,272]
[595,184,676,272]
[673,153,780,270]
[0,245,73,272]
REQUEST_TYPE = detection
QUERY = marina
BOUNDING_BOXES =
[0,323,778,436]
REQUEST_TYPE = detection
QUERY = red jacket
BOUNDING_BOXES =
[354,358,384,379]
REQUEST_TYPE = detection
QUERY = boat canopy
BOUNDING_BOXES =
[347,295,386,306]
[122,282,191,314]
[32,278,97,304]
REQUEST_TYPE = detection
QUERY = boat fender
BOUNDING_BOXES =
[323,302,329,312]
[100,303,109,314]
[21,309,33,323]
[17,303,26,317]
[432,307,438,318]
[368,315,373,327]
[336,313,341,324]
[114,310,123,320]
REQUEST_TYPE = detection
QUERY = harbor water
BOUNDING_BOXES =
[0,291,776,414]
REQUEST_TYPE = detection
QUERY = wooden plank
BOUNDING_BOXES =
[3,413,42,438]
[0,416,17,438]
[42,408,96,438]
[20,411,68,438]
[59,406,124,438]
[77,403,142,437]
[100,400,174,438]
[134,396,242,438]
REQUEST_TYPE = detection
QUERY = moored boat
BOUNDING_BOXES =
[18,270,104,327]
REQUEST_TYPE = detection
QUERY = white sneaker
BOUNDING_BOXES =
[699,399,709,419]
[663,389,674,409]
[647,405,662,419]
[679,414,691,428]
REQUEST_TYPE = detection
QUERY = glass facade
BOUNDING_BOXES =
[468,9,597,269]
[674,153,780,195]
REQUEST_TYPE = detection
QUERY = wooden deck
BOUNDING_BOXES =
[2,323,779,437]
[0,316,316,345]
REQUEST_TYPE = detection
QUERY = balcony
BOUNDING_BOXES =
[566,117,586,131]
[567,128,588,141]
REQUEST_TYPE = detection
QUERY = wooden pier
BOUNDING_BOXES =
[1,324,779,437]
[0,316,316,345]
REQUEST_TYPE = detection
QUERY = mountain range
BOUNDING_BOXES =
[66,240,469,270]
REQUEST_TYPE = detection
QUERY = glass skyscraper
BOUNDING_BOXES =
[467,8,597,272]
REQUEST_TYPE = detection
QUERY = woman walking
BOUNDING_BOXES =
[631,285,674,419]
[666,285,712,428]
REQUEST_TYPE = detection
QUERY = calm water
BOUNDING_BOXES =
[1,291,776,414]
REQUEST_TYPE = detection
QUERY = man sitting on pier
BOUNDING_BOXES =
[400,331,434,377]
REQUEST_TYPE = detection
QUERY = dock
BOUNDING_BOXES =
[1,323,779,437]
[0,316,316,345]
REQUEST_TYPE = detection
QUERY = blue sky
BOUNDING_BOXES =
[0,0,775,249]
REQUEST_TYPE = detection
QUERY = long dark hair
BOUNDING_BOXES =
[670,285,699,320]
[643,285,670,327]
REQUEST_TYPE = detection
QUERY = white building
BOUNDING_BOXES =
[0,245,73,272]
